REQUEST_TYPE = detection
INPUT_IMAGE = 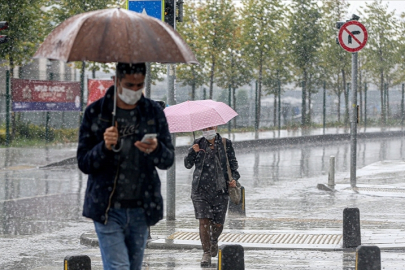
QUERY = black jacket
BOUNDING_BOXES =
[184,134,240,193]
[77,86,174,226]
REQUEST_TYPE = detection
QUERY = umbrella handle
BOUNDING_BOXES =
[112,138,123,152]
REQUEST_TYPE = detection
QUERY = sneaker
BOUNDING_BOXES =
[210,240,218,257]
[200,252,211,267]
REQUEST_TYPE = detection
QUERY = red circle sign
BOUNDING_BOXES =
[338,21,368,53]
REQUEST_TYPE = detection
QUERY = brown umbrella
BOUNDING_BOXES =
[33,8,198,64]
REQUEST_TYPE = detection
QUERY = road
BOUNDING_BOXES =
[0,135,405,269]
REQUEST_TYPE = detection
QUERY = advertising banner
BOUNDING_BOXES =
[87,79,113,105]
[12,79,81,112]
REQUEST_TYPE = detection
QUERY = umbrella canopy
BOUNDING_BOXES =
[164,100,238,133]
[33,8,198,64]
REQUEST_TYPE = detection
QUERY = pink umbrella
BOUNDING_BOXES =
[164,100,238,133]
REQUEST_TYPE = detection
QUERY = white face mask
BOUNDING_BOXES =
[118,86,143,105]
[202,129,216,140]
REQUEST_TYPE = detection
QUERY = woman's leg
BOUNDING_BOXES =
[210,222,223,257]
[199,218,212,267]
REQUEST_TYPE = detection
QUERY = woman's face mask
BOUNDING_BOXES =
[118,86,143,105]
[202,129,216,140]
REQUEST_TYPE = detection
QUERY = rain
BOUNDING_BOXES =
[1,0,405,269]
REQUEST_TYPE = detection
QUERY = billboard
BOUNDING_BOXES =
[12,79,81,112]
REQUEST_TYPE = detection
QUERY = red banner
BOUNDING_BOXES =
[87,79,113,105]
[12,79,81,111]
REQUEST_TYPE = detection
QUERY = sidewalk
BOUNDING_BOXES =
[80,159,405,252]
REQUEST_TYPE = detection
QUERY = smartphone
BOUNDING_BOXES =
[141,133,157,144]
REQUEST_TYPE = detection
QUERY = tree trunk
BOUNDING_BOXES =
[307,74,312,125]
[337,94,341,123]
[380,70,384,125]
[273,90,277,127]
[191,81,195,101]
[342,69,348,126]
[301,70,307,127]
[232,87,236,128]
[257,55,263,129]
[209,57,215,99]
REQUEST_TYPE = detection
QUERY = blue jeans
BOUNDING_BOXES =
[94,208,148,270]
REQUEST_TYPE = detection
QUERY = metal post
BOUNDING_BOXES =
[364,83,367,129]
[228,84,231,134]
[145,62,152,98]
[323,81,326,134]
[45,72,54,143]
[166,63,176,221]
[401,83,404,128]
[5,70,10,146]
[255,80,258,139]
[278,79,281,137]
[328,156,335,188]
[350,52,358,188]
[80,62,85,124]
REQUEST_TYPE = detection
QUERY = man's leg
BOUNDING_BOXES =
[126,208,149,270]
[199,218,211,267]
[94,209,129,270]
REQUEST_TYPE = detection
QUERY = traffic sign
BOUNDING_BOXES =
[127,0,164,21]
[338,21,368,53]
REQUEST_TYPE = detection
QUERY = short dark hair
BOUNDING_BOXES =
[116,62,146,79]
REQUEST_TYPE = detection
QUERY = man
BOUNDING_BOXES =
[77,62,174,270]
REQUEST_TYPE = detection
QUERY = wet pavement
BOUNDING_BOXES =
[1,127,405,269]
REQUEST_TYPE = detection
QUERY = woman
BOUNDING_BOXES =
[184,126,240,267]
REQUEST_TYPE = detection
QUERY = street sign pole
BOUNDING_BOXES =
[350,52,358,187]
[337,18,367,188]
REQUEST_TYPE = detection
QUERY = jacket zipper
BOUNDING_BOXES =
[104,166,120,225]
[196,151,206,189]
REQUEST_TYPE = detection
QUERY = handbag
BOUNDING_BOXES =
[222,138,241,205]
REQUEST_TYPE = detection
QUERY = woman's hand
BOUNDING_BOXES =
[192,144,200,153]
[228,179,236,188]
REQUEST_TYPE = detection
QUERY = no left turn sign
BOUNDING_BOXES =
[338,21,368,53]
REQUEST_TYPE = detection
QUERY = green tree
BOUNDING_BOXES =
[288,0,322,127]
[197,0,235,100]
[176,2,205,100]
[319,0,351,124]
[47,0,116,74]
[216,16,251,128]
[240,0,284,129]
[359,0,399,125]
[0,0,50,74]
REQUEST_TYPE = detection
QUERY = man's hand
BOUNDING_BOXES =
[104,122,119,151]
[192,144,200,153]
[228,179,236,188]
[135,138,158,154]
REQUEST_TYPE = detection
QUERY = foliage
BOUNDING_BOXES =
[239,0,284,128]
[196,0,235,99]
[359,0,399,124]
[319,0,351,123]
[176,2,206,100]
[287,0,322,126]
[0,0,51,70]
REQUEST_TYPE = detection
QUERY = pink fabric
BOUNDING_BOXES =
[164,100,238,133]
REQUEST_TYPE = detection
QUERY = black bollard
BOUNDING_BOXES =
[64,255,91,270]
[343,208,361,248]
[228,186,246,216]
[355,246,381,270]
[218,244,244,270]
